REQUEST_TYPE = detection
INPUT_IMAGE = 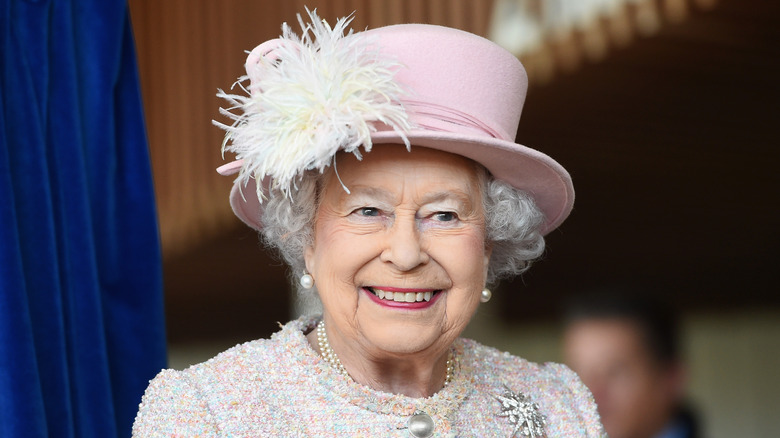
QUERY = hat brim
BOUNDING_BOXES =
[226,131,573,236]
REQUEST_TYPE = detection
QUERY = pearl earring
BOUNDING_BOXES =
[300,273,314,289]
[480,288,492,303]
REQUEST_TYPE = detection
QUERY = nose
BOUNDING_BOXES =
[380,216,429,271]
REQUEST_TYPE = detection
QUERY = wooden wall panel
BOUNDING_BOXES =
[129,0,496,258]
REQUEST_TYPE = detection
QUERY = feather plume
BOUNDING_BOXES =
[214,8,412,202]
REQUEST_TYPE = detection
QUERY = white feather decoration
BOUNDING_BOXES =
[214,8,412,202]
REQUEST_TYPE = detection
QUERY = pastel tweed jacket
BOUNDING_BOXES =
[133,317,605,437]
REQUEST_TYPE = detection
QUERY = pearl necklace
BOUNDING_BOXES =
[316,319,455,386]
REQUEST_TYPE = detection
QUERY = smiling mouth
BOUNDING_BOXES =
[366,287,441,303]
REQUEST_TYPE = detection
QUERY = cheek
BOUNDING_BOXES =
[308,220,380,286]
[434,231,488,318]
[436,231,489,283]
[609,367,653,411]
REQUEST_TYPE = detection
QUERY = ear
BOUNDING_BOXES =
[482,244,493,283]
[304,244,316,274]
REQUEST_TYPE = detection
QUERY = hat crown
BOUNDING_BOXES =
[367,24,528,142]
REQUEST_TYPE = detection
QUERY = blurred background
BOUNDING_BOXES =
[128,1,778,437]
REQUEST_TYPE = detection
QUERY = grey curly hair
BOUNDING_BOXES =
[259,162,546,306]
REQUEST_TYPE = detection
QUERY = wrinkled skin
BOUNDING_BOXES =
[304,145,491,397]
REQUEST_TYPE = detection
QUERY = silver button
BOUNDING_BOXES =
[407,411,435,438]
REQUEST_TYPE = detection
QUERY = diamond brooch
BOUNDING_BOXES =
[496,387,547,437]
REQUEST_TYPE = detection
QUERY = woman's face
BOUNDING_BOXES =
[305,145,491,360]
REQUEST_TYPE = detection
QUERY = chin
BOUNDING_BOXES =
[360,319,448,355]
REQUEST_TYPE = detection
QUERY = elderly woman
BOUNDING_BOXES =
[133,10,604,438]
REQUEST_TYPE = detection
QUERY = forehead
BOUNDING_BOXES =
[320,145,484,202]
[567,319,652,362]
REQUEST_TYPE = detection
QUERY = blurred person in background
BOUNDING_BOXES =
[563,293,701,438]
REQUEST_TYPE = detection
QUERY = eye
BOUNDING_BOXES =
[356,207,380,217]
[433,211,457,222]
[347,205,387,225]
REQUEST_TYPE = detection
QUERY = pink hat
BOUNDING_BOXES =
[216,12,574,236]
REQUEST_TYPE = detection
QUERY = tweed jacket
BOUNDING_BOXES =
[133,317,605,437]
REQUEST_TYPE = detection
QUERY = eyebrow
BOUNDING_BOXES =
[340,186,397,208]
[339,182,479,217]
[419,190,470,204]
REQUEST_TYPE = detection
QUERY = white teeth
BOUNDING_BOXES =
[371,289,434,303]
[372,288,435,303]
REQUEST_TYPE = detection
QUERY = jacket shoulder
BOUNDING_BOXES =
[132,368,220,437]
[461,339,606,437]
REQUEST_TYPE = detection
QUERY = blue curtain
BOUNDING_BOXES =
[1,0,167,437]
